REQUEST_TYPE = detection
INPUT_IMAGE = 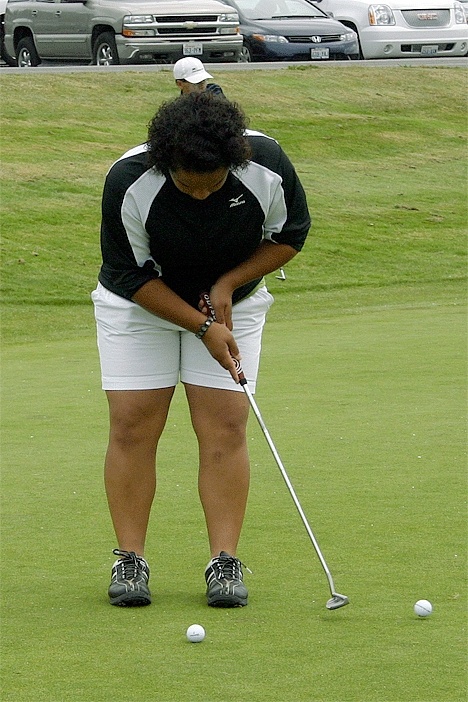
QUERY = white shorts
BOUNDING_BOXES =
[91,283,274,392]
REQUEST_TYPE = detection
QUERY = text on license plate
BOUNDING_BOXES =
[311,47,329,59]
[420,45,438,55]
[183,43,203,56]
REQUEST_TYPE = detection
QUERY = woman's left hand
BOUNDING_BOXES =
[199,284,234,330]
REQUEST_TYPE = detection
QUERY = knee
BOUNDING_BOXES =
[109,411,156,450]
[106,388,173,450]
[202,416,247,452]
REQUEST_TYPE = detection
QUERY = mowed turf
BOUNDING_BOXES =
[1,66,467,701]
[1,292,466,702]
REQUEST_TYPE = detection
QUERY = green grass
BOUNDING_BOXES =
[1,303,466,702]
[0,66,467,701]
[1,66,466,322]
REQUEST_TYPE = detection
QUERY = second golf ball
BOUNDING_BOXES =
[186,624,205,642]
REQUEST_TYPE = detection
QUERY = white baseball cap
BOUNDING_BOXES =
[173,57,213,84]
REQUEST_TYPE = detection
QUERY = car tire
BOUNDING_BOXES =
[238,43,252,62]
[16,36,41,67]
[93,32,120,66]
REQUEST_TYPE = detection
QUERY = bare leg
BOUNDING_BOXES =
[104,388,175,557]
[184,384,250,557]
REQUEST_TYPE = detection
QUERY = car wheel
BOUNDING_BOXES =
[238,43,252,63]
[16,36,41,68]
[93,32,120,66]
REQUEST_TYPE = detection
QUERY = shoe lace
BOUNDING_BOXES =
[213,552,252,579]
[113,549,144,580]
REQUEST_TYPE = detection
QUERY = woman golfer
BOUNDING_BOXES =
[92,92,310,608]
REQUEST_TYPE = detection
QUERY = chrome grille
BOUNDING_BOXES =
[157,26,218,35]
[402,9,450,27]
[155,16,219,35]
[156,15,218,22]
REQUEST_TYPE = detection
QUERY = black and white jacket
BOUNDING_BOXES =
[98,130,311,309]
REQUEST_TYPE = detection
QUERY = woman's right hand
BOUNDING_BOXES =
[201,321,241,383]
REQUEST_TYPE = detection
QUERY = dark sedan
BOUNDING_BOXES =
[220,0,359,61]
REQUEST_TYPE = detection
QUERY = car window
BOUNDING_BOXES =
[233,0,325,20]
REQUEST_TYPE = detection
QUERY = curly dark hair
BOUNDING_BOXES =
[147,92,251,174]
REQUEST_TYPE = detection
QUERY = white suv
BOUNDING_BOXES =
[313,0,468,58]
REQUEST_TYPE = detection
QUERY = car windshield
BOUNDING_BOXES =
[231,0,325,20]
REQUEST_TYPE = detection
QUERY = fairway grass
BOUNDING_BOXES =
[1,65,467,701]
[1,292,466,702]
[1,66,466,319]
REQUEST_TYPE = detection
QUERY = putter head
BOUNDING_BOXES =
[326,593,349,610]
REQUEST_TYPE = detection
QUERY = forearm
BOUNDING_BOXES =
[132,278,241,382]
[204,240,297,328]
[132,278,206,333]
[217,240,297,293]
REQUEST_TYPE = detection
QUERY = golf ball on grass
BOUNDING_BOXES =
[186,624,205,642]
[414,600,433,617]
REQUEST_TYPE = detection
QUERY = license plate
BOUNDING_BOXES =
[311,47,329,59]
[420,44,438,55]
[183,43,203,56]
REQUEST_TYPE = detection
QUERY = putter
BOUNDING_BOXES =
[200,293,349,610]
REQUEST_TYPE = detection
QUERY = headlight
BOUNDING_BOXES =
[219,13,239,22]
[123,15,154,24]
[368,5,395,25]
[252,34,288,43]
[340,31,357,41]
[454,2,466,23]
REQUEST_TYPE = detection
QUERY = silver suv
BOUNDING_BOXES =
[4,0,242,67]
[314,0,467,58]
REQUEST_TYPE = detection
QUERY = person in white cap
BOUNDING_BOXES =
[173,57,224,97]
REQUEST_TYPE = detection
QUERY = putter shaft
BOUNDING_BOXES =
[200,292,348,609]
[240,379,343,601]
